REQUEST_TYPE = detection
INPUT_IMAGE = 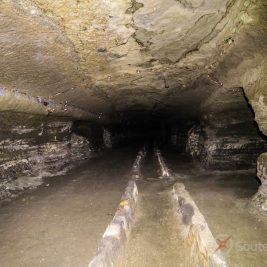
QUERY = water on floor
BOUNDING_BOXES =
[0,146,139,267]
[1,145,267,267]
[121,151,201,267]
[162,147,267,267]
[121,180,198,267]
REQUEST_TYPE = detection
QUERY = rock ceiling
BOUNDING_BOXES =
[0,0,266,123]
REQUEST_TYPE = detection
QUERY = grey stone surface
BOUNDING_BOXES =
[0,113,102,201]
[1,0,267,214]
[184,88,267,170]
[252,153,267,214]
[131,145,147,179]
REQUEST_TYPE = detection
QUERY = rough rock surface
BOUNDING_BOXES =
[252,153,267,214]
[253,153,267,215]
[0,0,259,117]
[170,123,191,152]
[0,113,99,201]
[201,88,267,170]
[184,88,267,170]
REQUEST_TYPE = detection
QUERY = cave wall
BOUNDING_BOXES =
[185,88,267,170]
[252,153,267,212]
[0,113,101,200]
[200,0,267,213]
[72,121,104,150]
[0,0,252,117]
[170,122,193,153]
[0,0,266,214]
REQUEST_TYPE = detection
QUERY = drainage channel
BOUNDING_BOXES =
[120,147,190,267]
[89,145,227,267]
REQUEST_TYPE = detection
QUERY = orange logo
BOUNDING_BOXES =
[214,235,232,254]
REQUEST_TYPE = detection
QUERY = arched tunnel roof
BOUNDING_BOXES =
[0,0,267,128]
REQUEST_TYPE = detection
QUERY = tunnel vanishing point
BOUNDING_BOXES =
[1,0,267,267]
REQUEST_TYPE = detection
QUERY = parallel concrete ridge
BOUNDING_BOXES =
[172,183,228,267]
[88,180,138,267]
[131,145,147,179]
[155,148,171,178]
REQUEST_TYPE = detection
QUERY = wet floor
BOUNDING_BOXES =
[121,151,192,267]
[1,145,267,267]
[0,146,139,267]
[162,147,267,267]
[121,181,189,267]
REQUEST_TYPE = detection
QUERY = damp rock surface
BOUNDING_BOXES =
[183,88,267,170]
[121,182,189,267]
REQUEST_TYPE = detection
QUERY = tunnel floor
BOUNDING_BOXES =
[162,148,267,267]
[121,151,195,267]
[121,180,188,267]
[0,146,139,267]
[0,146,267,266]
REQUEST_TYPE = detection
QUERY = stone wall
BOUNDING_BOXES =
[186,88,267,170]
[251,153,267,213]
[0,113,101,200]
[72,120,104,150]
[185,125,205,159]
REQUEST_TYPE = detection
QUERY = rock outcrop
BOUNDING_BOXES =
[184,88,267,170]
[252,153,267,213]
[0,113,101,201]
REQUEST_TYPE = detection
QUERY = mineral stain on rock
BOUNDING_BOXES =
[126,0,144,14]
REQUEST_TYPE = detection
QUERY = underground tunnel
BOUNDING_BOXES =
[0,0,267,266]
